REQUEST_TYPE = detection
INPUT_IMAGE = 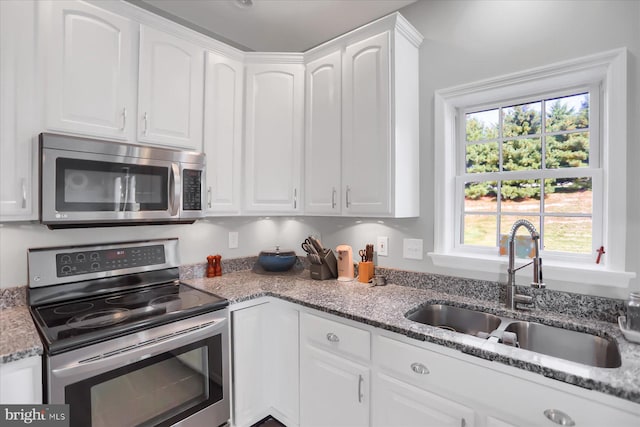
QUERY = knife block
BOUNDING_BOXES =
[310,249,338,280]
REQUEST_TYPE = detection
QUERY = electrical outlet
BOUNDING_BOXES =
[377,236,389,257]
[403,238,423,260]
[228,232,239,249]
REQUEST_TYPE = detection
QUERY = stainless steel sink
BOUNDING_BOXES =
[406,304,502,335]
[504,321,621,368]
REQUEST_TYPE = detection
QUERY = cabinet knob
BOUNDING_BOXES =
[143,112,149,136]
[326,332,340,343]
[331,187,337,209]
[345,185,351,208]
[410,362,429,375]
[121,107,127,131]
[357,374,364,403]
[543,409,575,426]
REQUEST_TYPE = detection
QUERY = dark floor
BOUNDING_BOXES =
[251,416,286,427]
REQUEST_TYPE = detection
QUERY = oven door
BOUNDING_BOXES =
[47,311,229,427]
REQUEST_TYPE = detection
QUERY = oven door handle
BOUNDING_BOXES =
[51,318,226,378]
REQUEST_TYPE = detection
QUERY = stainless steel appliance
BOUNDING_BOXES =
[28,239,230,427]
[39,133,205,228]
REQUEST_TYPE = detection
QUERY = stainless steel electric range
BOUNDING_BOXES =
[28,238,230,427]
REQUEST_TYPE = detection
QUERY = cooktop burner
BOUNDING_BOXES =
[32,282,228,354]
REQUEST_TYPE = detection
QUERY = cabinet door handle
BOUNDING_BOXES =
[121,107,127,131]
[345,185,351,208]
[410,362,429,375]
[20,178,27,209]
[461,418,466,427]
[326,332,339,342]
[331,187,336,209]
[143,112,149,136]
[293,188,297,209]
[543,409,575,426]
[207,186,212,208]
[357,374,364,403]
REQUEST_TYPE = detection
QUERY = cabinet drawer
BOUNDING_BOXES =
[301,312,370,361]
[374,334,477,395]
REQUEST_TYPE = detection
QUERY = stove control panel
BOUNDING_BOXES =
[56,244,166,277]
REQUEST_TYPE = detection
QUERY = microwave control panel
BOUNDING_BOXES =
[183,169,202,211]
[55,244,166,277]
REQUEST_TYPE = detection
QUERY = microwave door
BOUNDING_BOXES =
[41,150,178,225]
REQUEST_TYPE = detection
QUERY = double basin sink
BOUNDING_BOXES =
[406,304,621,368]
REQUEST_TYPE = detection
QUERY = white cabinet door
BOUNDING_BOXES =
[203,51,243,215]
[373,373,476,427]
[138,25,204,150]
[0,356,42,404]
[342,31,391,216]
[45,0,134,140]
[304,50,342,215]
[0,0,37,221]
[232,304,268,426]
[265,302,299,426]
[244,63,304,214]
[300,345,369,427]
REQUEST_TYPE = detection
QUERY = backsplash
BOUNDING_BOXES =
[2,257,625,323]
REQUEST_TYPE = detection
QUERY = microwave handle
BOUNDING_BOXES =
[169,163,180,216]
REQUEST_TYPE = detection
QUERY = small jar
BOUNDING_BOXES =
[626,291,640,332]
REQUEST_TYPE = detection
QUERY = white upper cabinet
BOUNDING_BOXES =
[304,49,342,215]
[138,25,204,151]
[45,0,135,141]
[203,51,243,215]
[0,0,38,221]
[304,14,422,218]
[342,31,392,216]
[244,61,304,214]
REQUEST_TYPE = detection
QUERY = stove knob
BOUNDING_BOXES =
[61,265,72,274]
[76,253,86,262]
[91,262,100,271]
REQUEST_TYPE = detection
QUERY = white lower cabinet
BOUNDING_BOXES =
[373,373,475,427]
[233,302,640,427]
[300,346,369,427]
[231,300,299,427]
[0,356,42,404]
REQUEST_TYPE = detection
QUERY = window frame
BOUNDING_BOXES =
[431,48,635,288]
[455,86,601,263]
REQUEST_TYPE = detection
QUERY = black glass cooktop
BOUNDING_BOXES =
[31,282,228,355]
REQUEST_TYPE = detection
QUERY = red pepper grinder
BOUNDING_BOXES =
[214,254,222,276]
[206,255,216,278]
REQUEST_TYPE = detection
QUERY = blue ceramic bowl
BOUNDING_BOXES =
[257,249,297,272]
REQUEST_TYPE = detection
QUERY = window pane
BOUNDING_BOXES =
[545,93,589,132]
[466,109,499,142]
[502,138,541,171]
[544,178,592,214]
[463,214,497,247]
[501,179,541,201]
[464,181,498,211]
[544,216,592,254]
[503,102,541,137]
[466,142,499,173]
[545,132,589,168]
[500,215,540,238]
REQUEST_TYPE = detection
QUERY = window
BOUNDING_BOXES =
[432,48,634,288]
[458,90,600,262]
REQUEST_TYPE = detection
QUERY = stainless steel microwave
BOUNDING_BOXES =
[39,133,205,228]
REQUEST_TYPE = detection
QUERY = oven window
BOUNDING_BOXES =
[56,158,168,212]
[65,336,223,427]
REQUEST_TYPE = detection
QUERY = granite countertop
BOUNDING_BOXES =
[184,269,640,404]
[0,305,43,363]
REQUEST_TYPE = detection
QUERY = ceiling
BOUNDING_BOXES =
[130,0,416,52]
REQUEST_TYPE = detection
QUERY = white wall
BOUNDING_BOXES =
[313,0,640,299]
[0,218,320,287]
[1,0,638,300]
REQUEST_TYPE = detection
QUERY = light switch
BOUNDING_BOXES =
[403,238,423,260]
[228,232,239,249]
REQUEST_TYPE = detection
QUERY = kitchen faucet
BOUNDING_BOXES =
[506,219,545,310]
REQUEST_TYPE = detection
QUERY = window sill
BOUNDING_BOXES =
[428,252,636,288]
